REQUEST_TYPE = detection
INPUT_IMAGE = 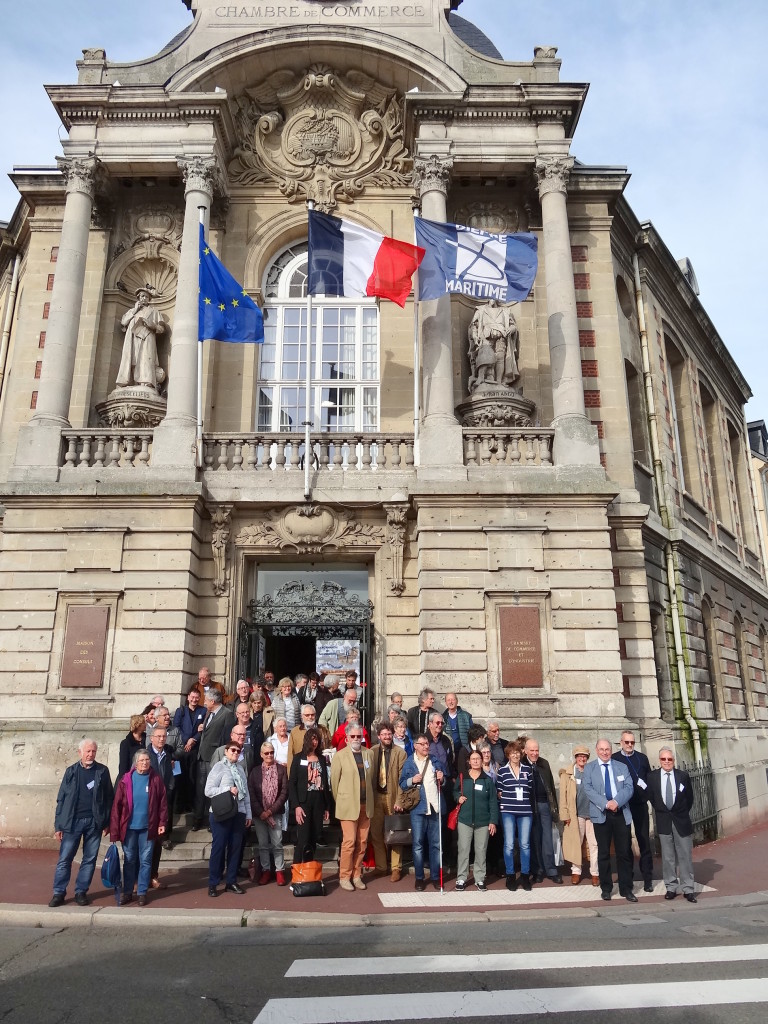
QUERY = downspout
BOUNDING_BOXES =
[633,249,702,763]
[0,252,21,403]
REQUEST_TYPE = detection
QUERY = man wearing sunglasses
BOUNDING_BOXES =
[612,730,653,892]
[648,747,697,903]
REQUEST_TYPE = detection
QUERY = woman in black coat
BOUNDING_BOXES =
[118,714,146,778]
[288,728,330,863]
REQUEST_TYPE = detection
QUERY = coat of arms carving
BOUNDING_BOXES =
[228,64,411,211]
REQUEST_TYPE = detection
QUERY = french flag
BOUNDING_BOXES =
[308,209,425,308]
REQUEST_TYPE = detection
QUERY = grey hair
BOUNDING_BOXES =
[345,719,364,736]
[345,710,362,722]
[387,704,401,716]
[428,711,443,725]
[153,706,170,719]
[274,716,287,728]
[207,690,223,706]
[393,714,408,728]
[295,673,309,686]
[301,704,316,717]
[78,738,97,753]
[418,687,435,705]
[658,746,675,759]
[132,749,151,766]
[476,741,491,755]
[391,692,403,701]
[150,724,167,738]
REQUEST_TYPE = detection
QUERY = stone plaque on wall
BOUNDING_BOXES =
[60,606,110,688]
[499,605,543,688]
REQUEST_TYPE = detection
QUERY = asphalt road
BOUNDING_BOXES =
[2,904,768,1023]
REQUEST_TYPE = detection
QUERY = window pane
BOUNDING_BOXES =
[278,387,305,433]
[321,386,355,432]
[362,308,377,380]
[257,387,273,431]
[363,386,378,431]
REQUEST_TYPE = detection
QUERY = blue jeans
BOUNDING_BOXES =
[502,813,532,875]
[410,810,440,881]
[531,801,557,877]
[52,817,102,895]
[209,811,247,887]
[122,828,154,896]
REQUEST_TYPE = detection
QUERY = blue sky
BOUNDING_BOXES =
[1,0,766,417]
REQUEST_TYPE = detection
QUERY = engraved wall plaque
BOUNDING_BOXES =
[499,605,543,688]
[60,605,110,688]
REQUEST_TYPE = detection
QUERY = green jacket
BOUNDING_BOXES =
[453,771,499,829]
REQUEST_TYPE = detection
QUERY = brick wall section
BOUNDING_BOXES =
[576,301,593,318]
[42,302,50,319]
[584,391,601,408]
[38,332,45,349]
[581,359,599,378]
[579,330,596,347]
[573,273,590,290]
[571,245,588,262]
[34,361,41,380]
[30,392,37,409]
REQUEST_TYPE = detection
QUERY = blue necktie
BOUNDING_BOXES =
[603,763,613,800]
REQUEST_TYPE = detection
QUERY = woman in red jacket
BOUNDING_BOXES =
[110,749,167,906]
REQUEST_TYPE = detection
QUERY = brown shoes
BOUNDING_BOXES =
[571,874,581,885]
[390,869,402,883]
[591,875,600,886]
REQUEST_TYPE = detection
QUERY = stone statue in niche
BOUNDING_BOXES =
[116,286,167,392]
[468,299,520,392]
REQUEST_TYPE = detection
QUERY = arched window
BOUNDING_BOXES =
[734,614,756,722]
[701,597,726,720]
[256,242,379,433]
[663,330,702,502]
[727,418,758,551]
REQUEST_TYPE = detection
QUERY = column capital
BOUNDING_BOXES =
[535,155,574,198]
[413,154,454,199]
[178,155,219,198]
[56,156,100,199]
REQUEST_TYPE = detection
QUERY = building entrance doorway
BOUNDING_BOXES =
[237,570,374,725]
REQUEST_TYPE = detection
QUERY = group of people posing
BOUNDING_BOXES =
[48,675,698,907]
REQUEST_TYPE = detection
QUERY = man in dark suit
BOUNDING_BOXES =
[648,747,697,903]
[582,738,636,902]
[147,724,175,887]
[522,737,562,884]
[193,690,234,830]
[612,729,653,891]
[368,724,407,882]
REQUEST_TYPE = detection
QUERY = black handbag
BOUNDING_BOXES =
[210,790,237,822]
[290,880,326,897]
[384,813,412,846]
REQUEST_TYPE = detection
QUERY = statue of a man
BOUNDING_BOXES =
[116,287,166,391]
[468,299,520,392]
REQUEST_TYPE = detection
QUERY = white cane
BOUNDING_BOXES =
[437,774,444,893]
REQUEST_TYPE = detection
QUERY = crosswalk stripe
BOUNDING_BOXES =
[376,880,714,908]
[253,978,768,1024]
[286,943,768,978]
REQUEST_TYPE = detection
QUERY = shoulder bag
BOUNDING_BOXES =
[210,790,238,822]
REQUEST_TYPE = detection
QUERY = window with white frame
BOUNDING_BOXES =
[257,243,379,433]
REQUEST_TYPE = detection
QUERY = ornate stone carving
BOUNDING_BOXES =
[209,504,233,597]
[117,258,178,305]
[118,205,184,251]
[178,156,219,197]
[95,390,168,427]
[413,154,453,198]
[228,65,411,211]
[116,287,167,392]
[455,392,536,427]
[534,156,573,198]
[235,504,385,554]
[250,581,373,637]
[57,156,99,198]
[468,300,520,392]
[452,202,521,235]
[384,504,408,596]
[534,46,558,59]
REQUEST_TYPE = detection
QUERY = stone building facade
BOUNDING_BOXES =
[0,0,765,843]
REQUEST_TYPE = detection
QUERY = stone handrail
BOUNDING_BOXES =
[463,427,554,466]
[61,429,153,468]
[202,432,416,472]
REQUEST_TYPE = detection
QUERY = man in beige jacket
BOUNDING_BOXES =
[330,721,375,891]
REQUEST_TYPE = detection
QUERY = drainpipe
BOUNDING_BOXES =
[0,252,21,403]
[633,250,702,764]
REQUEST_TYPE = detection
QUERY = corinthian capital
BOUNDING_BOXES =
[535,156,574,198]
[178,156,218,198]
[413,154,453,198]
[57,156,99,198]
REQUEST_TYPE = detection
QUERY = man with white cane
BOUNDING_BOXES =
[399,734,445,891]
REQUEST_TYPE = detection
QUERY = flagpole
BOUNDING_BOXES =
[304,199,315,501]
[412,204,421,461]
[196,206,206,470]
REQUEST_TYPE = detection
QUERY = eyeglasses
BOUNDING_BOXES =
[262,751,274,757]
[659,757,674,762]
[348,734,363,740]
[623,740,636,745]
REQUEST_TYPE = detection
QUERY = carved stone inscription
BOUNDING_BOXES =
[206,4,432,28]
[498,605,542,688]
[60,606,110,688]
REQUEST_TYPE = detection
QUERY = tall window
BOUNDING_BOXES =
[663,332,702,502]
[701,597,725,720]
[256,243,379,433]
[700,381,731,530]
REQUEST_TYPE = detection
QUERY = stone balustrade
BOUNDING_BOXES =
[202,432,416,473]
[462,427,555,467]
[61,429,154,468]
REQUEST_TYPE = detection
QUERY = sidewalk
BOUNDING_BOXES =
[1,820,766,928]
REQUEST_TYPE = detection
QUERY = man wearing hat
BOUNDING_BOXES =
[559,745,599,885]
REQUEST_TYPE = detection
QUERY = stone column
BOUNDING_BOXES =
[535,155,600,466]
[11,157,97,477]
[413,153,465,474]
[151,156,215,471]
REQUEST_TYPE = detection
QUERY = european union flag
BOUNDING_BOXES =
[198,224,264,344]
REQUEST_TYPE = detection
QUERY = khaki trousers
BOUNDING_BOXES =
[339,806,370,880]
[570,816,599,876]
[371,791,402,873]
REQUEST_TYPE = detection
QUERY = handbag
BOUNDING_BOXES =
[210,790,237,822]
[383,813,412,846]
[397,784,421,811]
[446,774,463,830]
[291,860,323,884]
[290,880,326,897]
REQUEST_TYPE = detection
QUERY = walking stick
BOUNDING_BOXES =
[437,774,444,893]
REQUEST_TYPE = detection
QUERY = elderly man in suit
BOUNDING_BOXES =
[192,690,234,831]
[648,747,697,903]
[368,723,407,882]
[582,738,637,902]
[331,720,375,892]
[612,729,654,892]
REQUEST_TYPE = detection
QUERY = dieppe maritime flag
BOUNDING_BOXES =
[308,209,425,308]
[199,225,264,344]
[414,217,538,303]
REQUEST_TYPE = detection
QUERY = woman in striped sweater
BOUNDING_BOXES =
[496,739,534,891]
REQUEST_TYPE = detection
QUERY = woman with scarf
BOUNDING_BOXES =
[205,741,252,897]
[248,741,289,886]
[289,728,330,864]
[399,733,445,891]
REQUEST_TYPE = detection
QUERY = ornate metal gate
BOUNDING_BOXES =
[240,580,375,725]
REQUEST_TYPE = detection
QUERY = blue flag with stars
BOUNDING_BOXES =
[198,224,264,344]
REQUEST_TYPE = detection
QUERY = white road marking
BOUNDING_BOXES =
[253,978,768,1024]
[376,880,714,908]
[286,942,768,978]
